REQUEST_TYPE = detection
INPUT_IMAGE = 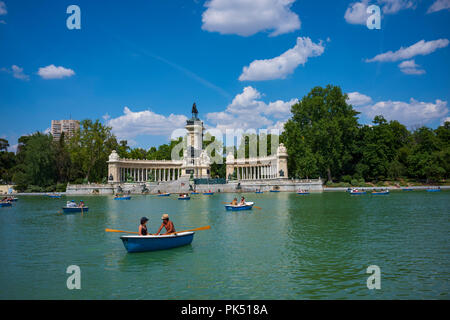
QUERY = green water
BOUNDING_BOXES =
[0,191,448,299]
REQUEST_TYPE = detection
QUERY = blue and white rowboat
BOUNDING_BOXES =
[178,196,190,200]
[158,193,171,197]
[48,194,61,199]
[114,196,131,200]
[62,207,89,213]
[297,192,310,195]
[350,191,366,195]
[372,191,389,195]
[402,188,413,191]
[0,202,12,207]
[427,189,441,192]
[120,232,195,253]
[203,192,214,195]
[225,202,254,211]
[255,191,264,194]
[270,190,280,193]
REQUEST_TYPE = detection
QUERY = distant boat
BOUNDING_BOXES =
[120,232,195,253]
[372,190,389,195]
[270,190,280,193]
[427,188,441,192]
[350,189,366,195]
[0,202,12,207]
[297,190,310,195]
[402,188,413,191]
[47,194,61,199]
[225,202,254,211]
[157,193,171,197]
[62,207,89,213]
[178,195,190,200]
[203,192,214,195]
[190,192,200,195]
[114,196,131,200]
[255,191,264,194]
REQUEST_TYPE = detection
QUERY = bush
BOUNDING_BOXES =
[26,185,44,193]
[341,175,352,183]
[56,183,67,192]
[351,179,359,186]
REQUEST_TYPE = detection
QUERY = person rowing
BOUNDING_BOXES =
[239,196,246,205]
[66,200,77,208]
[139,217,149,236]
[230,198,238,205]
[155,214,175,235]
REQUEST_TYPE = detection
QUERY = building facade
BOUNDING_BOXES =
[107,104,288,184]
[51,119,80,141]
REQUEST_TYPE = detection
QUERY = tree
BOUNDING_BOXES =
[281,85,360,181]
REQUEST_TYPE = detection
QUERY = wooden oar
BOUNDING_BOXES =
[105,225,211,235]
[221,201,261,210]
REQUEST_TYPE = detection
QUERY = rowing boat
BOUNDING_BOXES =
[114,196,131,200]
[190,192,200,195]
[350,191,366,195]
[402,188,413,191]
[0,202,12,207]
[372,190,389,195]
[225,202,254,211]
[48,194,61,199]
[178,196,190,200]
[120,232,195,253]
[203,192,214,195]
[270,190,280,193]
[62,207,89,213]
[255,191,263,194]
[158,193,171,197]
[297,192,310,195]
[426,189,441,192]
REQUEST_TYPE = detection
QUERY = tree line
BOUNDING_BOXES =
[280,85,449,185]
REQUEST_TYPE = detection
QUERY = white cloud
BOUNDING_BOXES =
[344,0,371,25]
[106,107,188,140]
[347,92,373,106]
[441,116,450,124]
[366,39,449,63]
[206,86,297,131]
[379,0,415,14]
[201,0,300,37]
[427,0,450,13]
[37,64,75,79]
[398,59,425,75]
[0,1,7,15]
[239,37,325,81]
[351,92,448,126]
[1,65,29,80]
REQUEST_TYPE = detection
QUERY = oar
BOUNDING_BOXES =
[105,225,211,235]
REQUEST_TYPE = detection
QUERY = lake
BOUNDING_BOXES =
[0,191,448,299]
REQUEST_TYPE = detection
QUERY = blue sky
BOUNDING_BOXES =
[0,0,449,151]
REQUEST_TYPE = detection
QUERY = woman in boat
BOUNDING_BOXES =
[155,214,175,235]
[231,198,238,205]
[239,196,246,205]
[139,217,149,236]
[79,200,85,208]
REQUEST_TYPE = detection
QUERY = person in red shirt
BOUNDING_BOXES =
[155,214,176,235]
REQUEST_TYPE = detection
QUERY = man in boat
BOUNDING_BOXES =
[155,214,176,235]
[79,200,85,208]
[230,198,238,205]
[139,217,149,236]
[67,200,77,208]
[239,196,246,205]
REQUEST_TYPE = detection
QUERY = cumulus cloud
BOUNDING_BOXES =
[37,64,75,79]
[344,0,417,25]
[348,92,448,126]
[366,39,449,63]
[347,92,373,106]
[201,0,300,37]
[1,65,29,80]
[206,86,297,131]
[0,1,7,15]
[427,0,450,13]
[398,59,425,75]
[106,107,188,140]
[239,37,325,81]
[344,0,371,25]
[441,116,450,125]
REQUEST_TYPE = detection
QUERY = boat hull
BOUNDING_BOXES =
[114,197,131,200]
[427,189,441,192]
[48,195,61,199]
[203,193,214,195]
[62,207,89,213]
[402,188,413,191]
[0,202,12,207]
[225,202,254,211]
[178,197,190,200]
[158,193,170,197]
[190,192,199,195]
[270,190,280,193]
[120,232,194,253]
[297,192,310,195]
[255,192,263,194]
[372,192,389,195]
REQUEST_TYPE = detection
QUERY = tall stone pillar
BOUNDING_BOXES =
[277,143,288,179]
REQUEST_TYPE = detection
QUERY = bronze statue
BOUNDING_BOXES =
[192,102,198,116]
